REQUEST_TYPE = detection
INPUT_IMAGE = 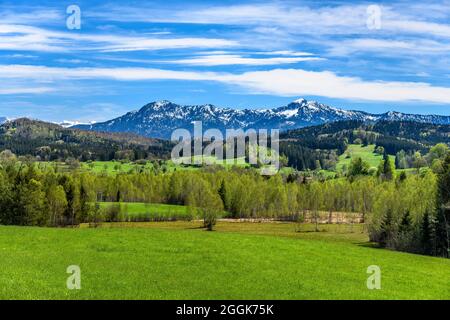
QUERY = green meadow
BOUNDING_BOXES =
[98,202,188,216]
[38,158,249,175]
[97,202,230,220]
[81,161,153,174]
[35,144,412,177]
[336,144,396,172]
[0,222,448,300]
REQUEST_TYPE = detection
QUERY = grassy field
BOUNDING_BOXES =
[38,160,199,175]
[0,221,448,299]
[98,202,191,220]
[81,161,153,174]
[98,202,188,215]
[38,159,249,175]
[38,156,286,176]
[37,161,155,175]
[336,144,396,172]
[97,202,228,219]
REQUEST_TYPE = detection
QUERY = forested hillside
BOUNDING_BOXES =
[280,120,450,170]
[1,118,450,174]
[0,118,173,161]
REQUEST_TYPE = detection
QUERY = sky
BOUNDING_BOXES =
[0,0,450,123]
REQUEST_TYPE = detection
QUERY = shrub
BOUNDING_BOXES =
[203,209,217,231]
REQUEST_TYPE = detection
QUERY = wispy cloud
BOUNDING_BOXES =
[222,69,450,103]
[0,100,125,122]
[83,2,450,60]
[88,2,450,38]
[0,1,449,115]
[161,54,323,66]
[328,38,450,56]
[0,86,54,95]
[1,64,450,103]
[0,6,63,25]
[0,23,238,53]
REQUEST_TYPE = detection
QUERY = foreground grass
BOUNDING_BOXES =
[0,222,449,299]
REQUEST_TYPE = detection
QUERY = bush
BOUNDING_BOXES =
[105,203,121,222]
[203,209,217,231]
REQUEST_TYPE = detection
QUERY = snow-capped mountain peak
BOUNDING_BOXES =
[74,98,450,139]
[292,98,307,104]
[0,117,9,125]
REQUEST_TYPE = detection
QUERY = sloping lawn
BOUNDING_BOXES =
[0,222,448,299]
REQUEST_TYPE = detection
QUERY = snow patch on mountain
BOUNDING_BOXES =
[74,98,450,139]
[59,120,97,128]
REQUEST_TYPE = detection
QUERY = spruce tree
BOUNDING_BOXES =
[421,212,433,255]
[218,180,228,210]
[434,208,449,257]
[399,210,412,234]
[435,154,450,257]
[379,208,394,247]
[382,153,394,180]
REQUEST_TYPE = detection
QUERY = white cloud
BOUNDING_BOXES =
[0,100,125,122]
[0,23,238,53]
[88,3,450,38]
[97,37,237,52]
[328,38,450,56]
[258,51,315,56]
[222,69,450,103]
[89,4,367,34]
[384,19,450,38]
[162,54,323,66]
[0,65,211,81]
[0,7,63,25]
[0,86,54,95]
[1,64,450,103]
[82,2,450,60]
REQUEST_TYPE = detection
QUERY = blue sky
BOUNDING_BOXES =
[1,0,450,123]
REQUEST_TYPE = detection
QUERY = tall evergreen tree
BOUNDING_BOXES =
[421,211,434,255]
[382,152,394,180]
[379,208,394,247]
[399,210,412,234]
[435,154,450,257]
[218,180,228,210]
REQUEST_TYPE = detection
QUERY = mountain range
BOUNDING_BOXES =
[69,98,449,139]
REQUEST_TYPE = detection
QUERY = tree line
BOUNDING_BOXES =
[0,153,448,257]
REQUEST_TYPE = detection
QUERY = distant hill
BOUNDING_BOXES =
[0,118,173,161]
[0,117,7,125]
[75,99,450,139]
[2,117,450,172]
[279,120,450,170]
[282,120,450,148]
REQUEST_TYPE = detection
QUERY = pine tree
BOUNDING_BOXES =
[79,182,91,223]
[218,180,228,210]
[435,154,450,257]
[379,208,394,247]
[435,207,449,257]
[382,153,394,180]
[399,210,412,234]
[420,211,434,255]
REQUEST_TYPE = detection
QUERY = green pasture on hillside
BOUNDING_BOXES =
[0,222,448,299]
